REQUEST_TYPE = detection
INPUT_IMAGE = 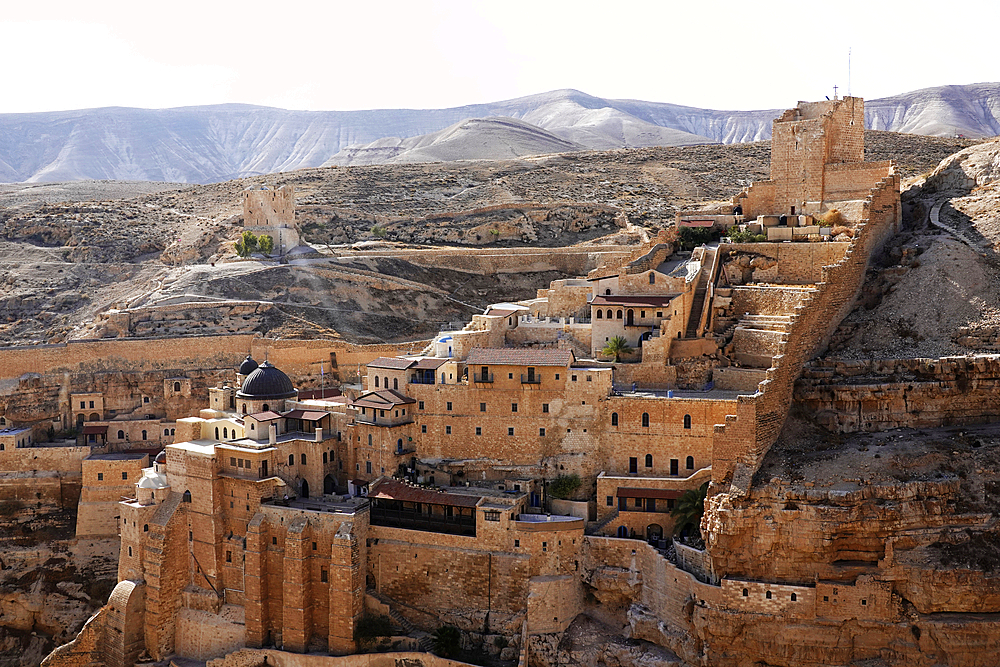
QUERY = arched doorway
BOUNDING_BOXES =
[626,309,634,326]
[639,331,652,346]
[300,479,310,498]
[324,474,336,495]
[646,524,663,541]
[617,526,629,538]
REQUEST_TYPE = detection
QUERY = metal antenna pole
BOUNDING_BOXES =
[848,47,852,97]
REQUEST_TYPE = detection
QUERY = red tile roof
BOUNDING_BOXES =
[282,409,328,421]
[82,424,108,435]
[352,389,416,409]
[590,294,680,308]
[369,478,481,508]
[247,411,282,421]
[465,348,574,367]
[367,357,415,370]
[411,357,449,370]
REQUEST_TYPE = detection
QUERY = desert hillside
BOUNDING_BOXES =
[0,131,981,349]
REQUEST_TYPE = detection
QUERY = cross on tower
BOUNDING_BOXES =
[833,85,839,100]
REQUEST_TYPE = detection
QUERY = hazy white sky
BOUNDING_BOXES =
[2,0,996,114]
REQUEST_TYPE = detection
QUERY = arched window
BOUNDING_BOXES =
[393,378,398,390]
[617,526,628,538]
[118,430,125,439]
[301,454,307,465]
[375,376,380,388]
[649,273,655,284]
[383,377,388,390]
[606,309,612,319]
[163,429,169,436]
[330,449,335,460]
[686,456,694,470]
[215,427,220,440]
[397,438,404,453]
[174,381,181,392]
[0,417,5,425]
[611,412,619,426]
[141,430,147,440]
[616,310,623,320]
[766,591,772,600]
[596,310,602,319]
[742,588,748,597]
[171,428,175,435]
[683,414,692,429]
[791,593,797,601]
[262,404,269,412]
[323,452,328,464]
[288,454,294,466]
[242,403,247,414]
[144,524,149,532]
[182,490,192,503]
[223,427,228,439]
[641,413,649,428]
[645,454,653,468]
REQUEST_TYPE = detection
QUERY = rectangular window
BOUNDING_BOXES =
[230,457,237,466]
[447,402,452,411]
[418,401,424,410]
[484,510,500,522]
[606,496,614,506]
[514,539,520,548]
[321,568,328,583]
[670,459,679,475]
[97,472,103,481]
[572,375,578,381]
[657,311,663,318]
[542,403,549,413]
[226,551,232,563]
[555,373,560,380]
[421,424,427,433]
[634,497,642,508]
[480,402,486,412]
[312,542,317,551]
[89,401,94,409]
[446,425,452,434]
[511,403,517,413]
[539,428,545,437]
[629,457,638,474]
[508,427,515,436]
[273,537,278,545]
[542,542,547,552]
[587,375,592,382]
[80,401,85,409]
[366,461,372,474]
[122,472,128,480]
[508,373,514,379]
[476,427,482,436]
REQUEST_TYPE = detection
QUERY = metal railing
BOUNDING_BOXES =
[473,373,494,383]
[520,374,541,384]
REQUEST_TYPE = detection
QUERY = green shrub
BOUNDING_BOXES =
[549,474,581,500]
[354,614,394,644]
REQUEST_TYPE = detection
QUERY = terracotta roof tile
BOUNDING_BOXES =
[465,348,573,367]
[367,357,416,370]
[369,478,481,508]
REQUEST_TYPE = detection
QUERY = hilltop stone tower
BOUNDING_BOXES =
[242,184,300,255]
[769,96,865,215]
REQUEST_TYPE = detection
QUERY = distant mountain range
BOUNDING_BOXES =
[0,83,997,184]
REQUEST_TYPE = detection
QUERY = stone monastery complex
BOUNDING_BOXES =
[4,97,999,667]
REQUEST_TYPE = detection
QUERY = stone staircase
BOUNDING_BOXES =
[369,589,434,652]
[685,246,718,338]
[586,509,619,535]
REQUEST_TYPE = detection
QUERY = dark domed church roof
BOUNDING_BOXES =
[236,361,297,400]
[239,354,259,375]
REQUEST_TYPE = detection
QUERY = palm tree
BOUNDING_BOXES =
[602,335,632,362]
[671,482,708,538]
[432,625,461,658]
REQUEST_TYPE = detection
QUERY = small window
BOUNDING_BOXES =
[539,428,546,437]
[514,539,520,548]
[226,551,232,563]
[447,402,452,411]
[164,428,169,436]
[141,430,147,440]
[421,425,427,433]
[508,427,515,436]
[572,375,577,382]
[606,496,614,506]
[174,381,181,392]
[321,568,328,583]
[542,542,547,552]
[634,498,642,508]
[301,454,307,465]
[128,546,132,557]
[684,414,692,429]
[616,310,623,320]
[484,510,500,522]
[861,599,867,606]
[791,593,797,602]
[508,373,514,379]
[657,311,663,318]
[611,412,618,426]
[542,403,549,413]
[766,591,772,600]
[596,310,603,319]
[122,472,128,480]
[642,413,649,427]
[742,588,748,597]
[97,472,103,481]
[118,430,125,439]
[312,542,317,551]
[323,452,328,464]
[231,457,237,466]
[273,537,278,545]
[555,374,560,380]
[587,375,592,382]
[649,273,655,284]
[288,454,294,466]
[89,400,95,408]
[143,524,149,532]
[418,401,425,410]
[143,397,149,404]
[476,427,482,436]
[480,402,486,412]
[824,596,829,602]
[366,461,372,474]
[645,454,653,468]
[511,403,518,413]
[374,376,380,388]
[686,456,695,470]
[446,425,452,435]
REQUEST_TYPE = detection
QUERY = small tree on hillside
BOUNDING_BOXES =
[602,335,632,362]
[432,625,461,658]
[235,230,258,258]
[257,234,274,256]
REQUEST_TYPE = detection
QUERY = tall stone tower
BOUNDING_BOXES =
[242,184,300,255]
[769,97,865,215]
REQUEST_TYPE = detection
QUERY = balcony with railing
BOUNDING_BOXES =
[521,374,541,384]
[473,373,494,383]
[370,500,476,537]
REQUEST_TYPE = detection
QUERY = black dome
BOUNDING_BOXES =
[239,354,259,375]
[236,361,296,400]
[154,451,166,464]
